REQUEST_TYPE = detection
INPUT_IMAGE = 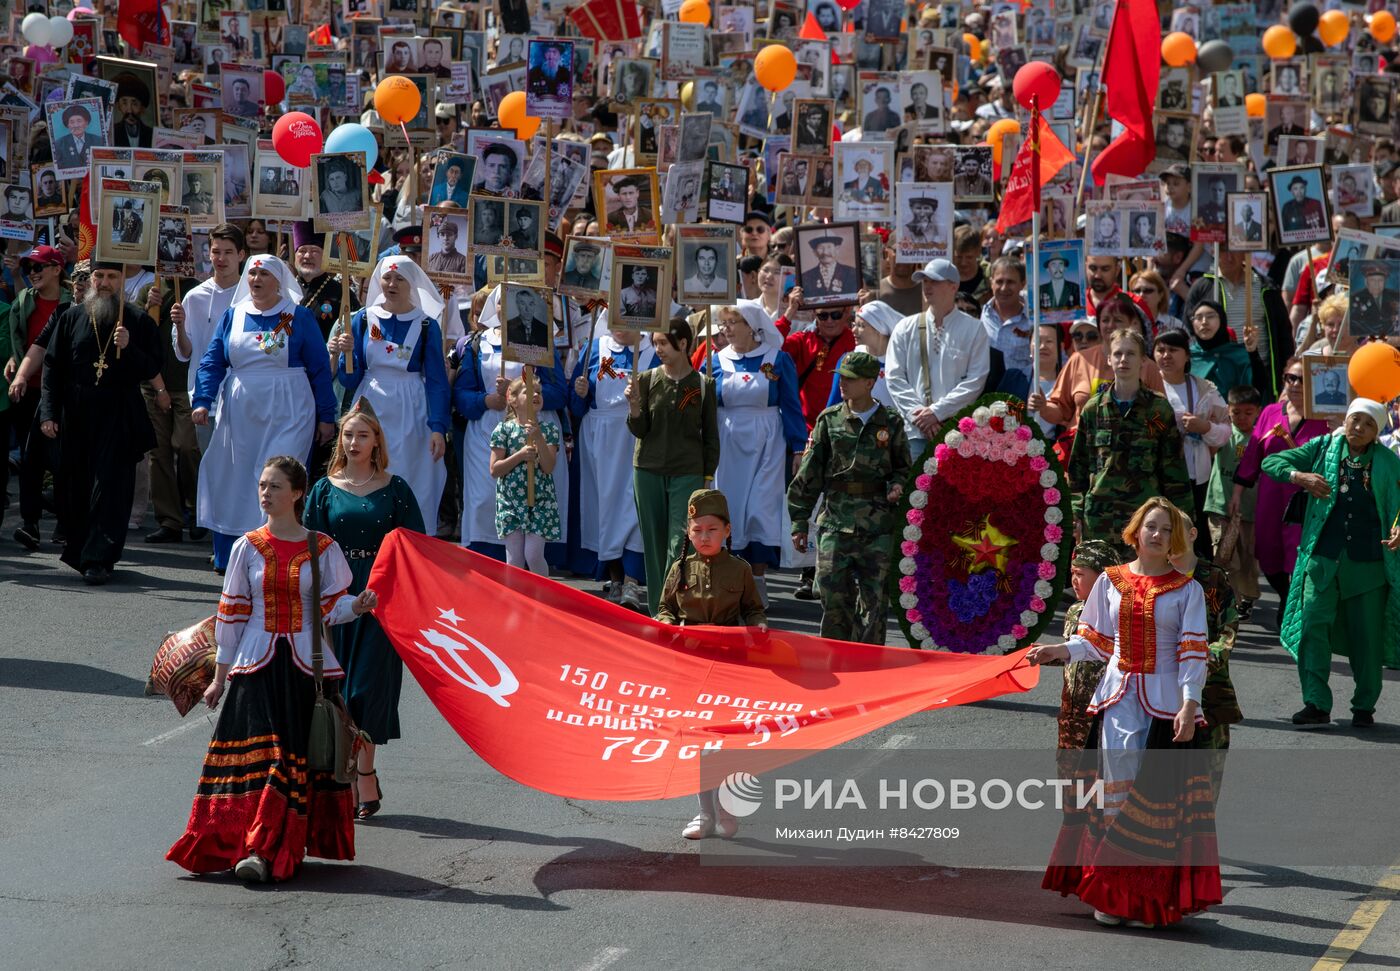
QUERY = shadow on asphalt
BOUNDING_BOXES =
[0,656,150,695]
[365,813,1383,959]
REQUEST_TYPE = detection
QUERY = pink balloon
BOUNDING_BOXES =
[25,44,58,66]
[68,6,95,19]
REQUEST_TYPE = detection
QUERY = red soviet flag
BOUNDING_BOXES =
[996,107,1075,233]
[368,531,1039,801]
[1090,0,1161,184]
[117,0,167,51]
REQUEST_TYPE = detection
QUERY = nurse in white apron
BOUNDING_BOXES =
[451,285,569,555]
[192,256,338,571]
[712,303,807,603]
[568,309,658,610]
[329,256,451,532]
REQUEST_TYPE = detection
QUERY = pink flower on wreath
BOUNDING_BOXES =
[899,575,918,593]
[1045,524,1064,542]
[908,509,926,526]
[1030,455,1049,472]
[959,416,977,434]
[1038,561,1057,580]
[1030,597,1047,613]
[1044,488,1061,505]
[915,474,934,491]
[1015,425,1032,441]
[934,444,951,462]
[902,540,919,556]
[1012,624,1028,638]
[906,609,922,623]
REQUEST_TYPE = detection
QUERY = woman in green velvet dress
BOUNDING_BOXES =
[304,401,424,818]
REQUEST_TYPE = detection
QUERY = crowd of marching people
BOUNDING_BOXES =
[5,0,1400,930]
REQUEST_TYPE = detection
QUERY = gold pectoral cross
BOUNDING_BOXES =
[93,355,108,382]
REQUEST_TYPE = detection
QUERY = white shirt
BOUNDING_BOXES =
[175,277,238,398]
[885,307,990,442]
[1065,568,1208,718]
[1161,375,1230,485]
[123,269,155,301]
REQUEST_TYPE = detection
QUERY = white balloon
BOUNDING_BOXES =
[21,12,51,46]
[47,16,73,47]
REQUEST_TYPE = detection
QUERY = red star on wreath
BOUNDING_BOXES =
[951,517,1019,574]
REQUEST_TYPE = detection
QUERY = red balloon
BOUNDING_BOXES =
[1013,61,1061,112]
[272,111,323,168]
[834,0,860,10]
[263,69,285,105]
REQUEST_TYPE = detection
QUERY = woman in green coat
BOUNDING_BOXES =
[1189,300,1254,397]
[1261,397,1400,728]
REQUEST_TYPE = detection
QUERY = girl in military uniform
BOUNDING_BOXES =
[656,488,767,840]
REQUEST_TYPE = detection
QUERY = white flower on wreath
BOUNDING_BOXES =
[904,525,923,542]
[909,491,928,509]
[900,557,917,575]
[921,638,936,650]
[1041,543,1059,561]
[1034,580,1054,599]
[990,400,1008,417]
[1003,415,1019,432]
[1026,439,1045,458]
[945,430,964,447]
[910,623,930,641]
[973,406,992,424]
[899,593,919,610]
[923,458,938,475]
[1045,507,1064,525]
[1020,610,1038,627]
[1040,470,1058,488]
[998,634,1016,651]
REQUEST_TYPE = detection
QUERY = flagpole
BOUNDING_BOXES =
[1030,99,1043,395]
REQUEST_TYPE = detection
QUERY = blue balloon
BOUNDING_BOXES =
[324,123,379,170]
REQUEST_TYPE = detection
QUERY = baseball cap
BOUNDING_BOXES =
[912,258,959,284]
[1158,162,1190,181]
[836,350,881,379]
[21,244,64,270]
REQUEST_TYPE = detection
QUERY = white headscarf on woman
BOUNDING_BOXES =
[364,254,447,321]
[718,302,785,350]
[854,299,902,338]
[1345,397,1388,435]
[478,283,504,332]
[230,254,303,312]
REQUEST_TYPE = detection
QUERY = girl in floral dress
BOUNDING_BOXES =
[489,376,560,574]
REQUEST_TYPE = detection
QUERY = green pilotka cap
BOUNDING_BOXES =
[837,350,881,379]
[686,488,730,523]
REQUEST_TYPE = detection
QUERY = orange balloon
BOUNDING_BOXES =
[498,91,540,139]
[986,118,1020,168]
[963,31,982,63]
[1348,341,1400,402]
[1318,9,1349,46]
[1371,10,1397,43]
[1161,31,1197,67]
[754,44,797,92]
[1245,92,1266,118]
[678,0,710,25]
[1262,24,1297,59]
[374,75,422,125]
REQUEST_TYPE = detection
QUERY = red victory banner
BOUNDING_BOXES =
[369,531,1039,801]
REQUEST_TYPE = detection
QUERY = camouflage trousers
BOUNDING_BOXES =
[815,527,891,644]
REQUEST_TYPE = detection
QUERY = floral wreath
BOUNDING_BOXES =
[892,393,1073,653]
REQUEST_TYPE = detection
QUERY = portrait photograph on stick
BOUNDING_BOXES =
[558,236,611,300]
[676,224,738,305]
[501,283,556,366]
[608,246,672,332]
[311,151,371,233]
[95,178,161,265]
[794,221,861,308]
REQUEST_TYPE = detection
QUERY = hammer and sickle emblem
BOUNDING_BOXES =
[415,619,520,708]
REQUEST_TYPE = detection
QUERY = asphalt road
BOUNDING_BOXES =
[3,509,1400,971]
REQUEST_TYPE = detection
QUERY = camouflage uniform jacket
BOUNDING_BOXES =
[1190,560,1243,729]
[1068,383,1195,550]
[656,548,767,627]
[788,400,912,536]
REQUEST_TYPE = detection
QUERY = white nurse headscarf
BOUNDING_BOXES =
[364,254,447,322]
[713,302,784,349]
[230,254,304,313]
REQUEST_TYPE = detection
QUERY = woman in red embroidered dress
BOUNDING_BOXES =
[167,456,378,883]
[1028,496,1222,928]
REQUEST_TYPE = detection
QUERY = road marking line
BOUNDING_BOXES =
[1312,862,1400,971]
[880,734,915,749]
[141,719,210,747]
[575,946,628,971]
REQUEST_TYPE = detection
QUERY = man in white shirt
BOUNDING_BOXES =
[885,257,990,455]
[171,223,247,453]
